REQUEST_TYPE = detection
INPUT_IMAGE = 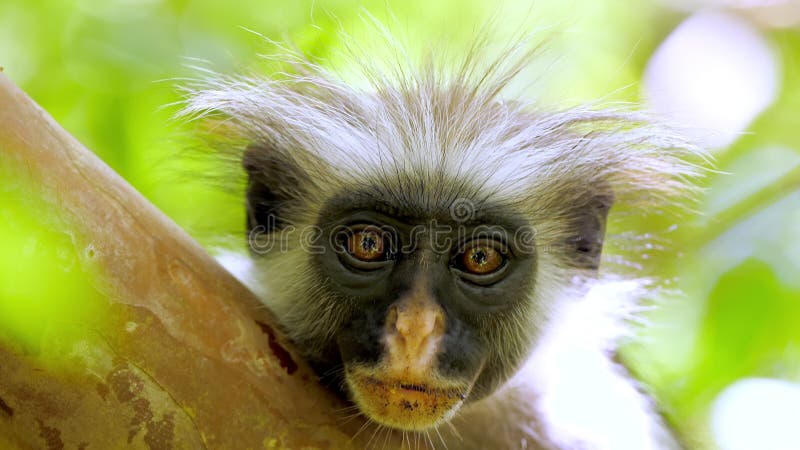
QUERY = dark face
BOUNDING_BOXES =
[243,150,610,431]
[308,197,538,429]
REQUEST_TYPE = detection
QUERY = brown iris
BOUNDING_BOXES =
[348,228,387,261]
[461,243,503,274]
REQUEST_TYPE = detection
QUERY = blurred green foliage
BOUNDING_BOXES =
[1,0,799,448]
[0,189,103,355]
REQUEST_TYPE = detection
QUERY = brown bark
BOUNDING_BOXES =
[0,72,366,449]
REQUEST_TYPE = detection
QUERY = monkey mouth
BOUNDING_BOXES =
[362,376,467,400]
[345,368,470,431]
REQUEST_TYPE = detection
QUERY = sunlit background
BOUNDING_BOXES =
[1,0,799,448]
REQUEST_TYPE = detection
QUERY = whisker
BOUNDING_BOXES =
[424,430,436,450]
[381,425,393,450]
[433,424,448,449]
[332,404,360,414]
[365,421,383,449]
[337,411,365,427]
[349,418,374,444]
[445,422,463,442]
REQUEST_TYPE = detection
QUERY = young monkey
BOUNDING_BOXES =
[182,30,702,450]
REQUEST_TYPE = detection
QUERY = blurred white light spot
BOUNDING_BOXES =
[644,12,779,149]
[661,1,800,28]
[712,378,800,450]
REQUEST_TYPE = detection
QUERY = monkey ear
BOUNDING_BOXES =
[242,145,308,235]
[567,194,613,270]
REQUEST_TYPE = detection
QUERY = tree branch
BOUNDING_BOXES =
[0,72,367,449]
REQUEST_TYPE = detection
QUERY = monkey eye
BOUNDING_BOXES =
[453,240,508,280]
[348,227,388,261]
[336,224,396,270]
[462,244,503,274]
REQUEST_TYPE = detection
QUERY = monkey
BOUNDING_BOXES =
[181,29,703,450]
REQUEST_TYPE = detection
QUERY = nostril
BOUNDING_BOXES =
[393,305,443,345]
[383,300,446,374]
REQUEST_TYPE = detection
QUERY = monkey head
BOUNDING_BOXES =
[183,44,700,432]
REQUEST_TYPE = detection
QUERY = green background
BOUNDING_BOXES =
[2,1,799,448]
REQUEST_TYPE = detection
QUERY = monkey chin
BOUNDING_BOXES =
[345,367,470,431]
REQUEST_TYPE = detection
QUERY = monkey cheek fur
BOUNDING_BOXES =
[345,366,470,431]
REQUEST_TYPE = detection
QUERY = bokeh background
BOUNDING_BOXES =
[1,0,799,448]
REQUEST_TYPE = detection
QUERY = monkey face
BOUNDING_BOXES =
[302,197,541,431]
[242,149,612,431]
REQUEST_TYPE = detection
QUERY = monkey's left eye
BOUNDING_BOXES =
[462,244,503,274]
[453,240,508,281]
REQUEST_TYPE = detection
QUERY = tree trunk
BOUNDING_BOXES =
[0,71,367,449]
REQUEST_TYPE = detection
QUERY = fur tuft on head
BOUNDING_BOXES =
[178,28,705,222]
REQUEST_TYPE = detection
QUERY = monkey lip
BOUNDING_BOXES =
[361,376,467,400]
[346,370,470,430]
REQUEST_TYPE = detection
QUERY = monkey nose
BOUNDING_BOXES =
[396,307,438,348]
[386,298,445,374]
